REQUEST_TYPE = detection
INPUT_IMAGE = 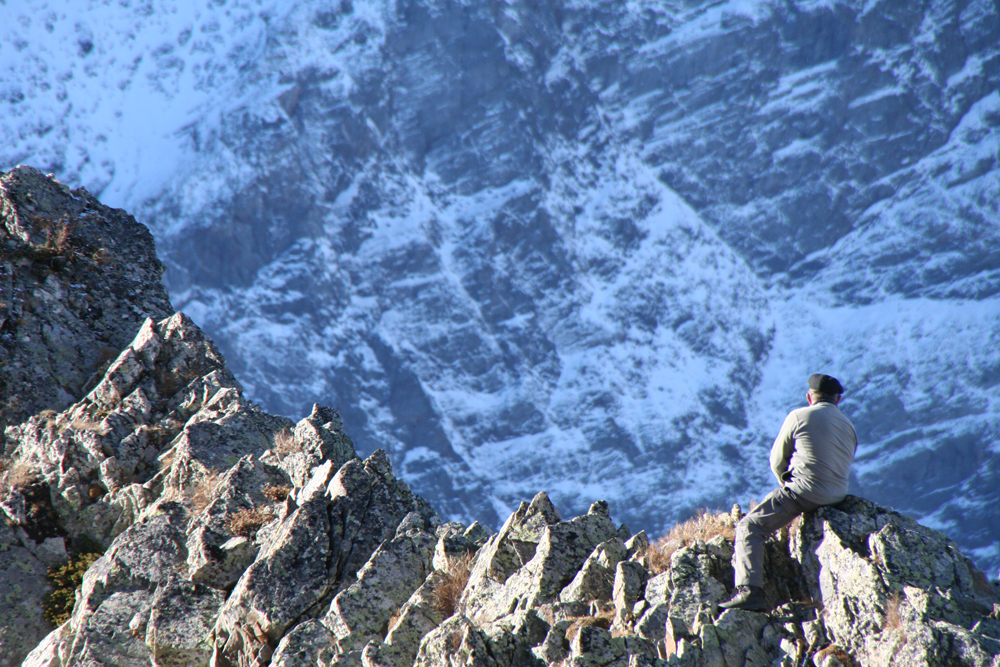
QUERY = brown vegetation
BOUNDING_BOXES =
[187,472,221,514]
[40,220,73,256]
[38,409,59,428]
[433,553,474,617]
[565,608,615,644]
[386,611,401,638]
[272,427,299,456]
[814,644,857,666]
[883,592,903,633]
[262,484,291,503]
[62,415,108,436]
[225,507,277,538]
[0,458,39,495]
[645,509,737,574]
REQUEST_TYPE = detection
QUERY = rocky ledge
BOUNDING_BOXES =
[1,169,998,667]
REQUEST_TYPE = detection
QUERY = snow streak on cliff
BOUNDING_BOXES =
[3,0,999,572]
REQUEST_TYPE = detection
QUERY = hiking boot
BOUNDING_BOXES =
[718,585,768,612]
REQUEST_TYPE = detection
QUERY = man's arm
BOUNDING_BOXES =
[769,412,798,485]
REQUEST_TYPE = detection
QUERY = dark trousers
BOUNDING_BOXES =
[734,486,820,587]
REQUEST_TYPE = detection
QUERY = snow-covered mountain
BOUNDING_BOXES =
[3,0,999,573]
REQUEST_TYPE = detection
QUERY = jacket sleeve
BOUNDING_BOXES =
[769,412,798,485]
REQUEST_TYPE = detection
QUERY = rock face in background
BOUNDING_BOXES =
[0,166,173,429]
[0,181,997,666]
[2,0,999,574]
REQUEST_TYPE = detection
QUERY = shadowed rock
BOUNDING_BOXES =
[0,166,173,430]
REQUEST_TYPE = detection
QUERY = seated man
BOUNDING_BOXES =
[720,373,858,612]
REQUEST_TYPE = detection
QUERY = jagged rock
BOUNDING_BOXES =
[271,620,339,667]
[1,312,248,545]
[481,609,550,666]
[215,495,333,648]
[712,609,776,667]
[0,166,173,431]
[667,543,729,633]
[184,457,284,588]
[613,561,650,623]
[533,619,573,664]
[463,521,494,546]
[461,492,565,621]
[560,538,628,605]
[412,615,489,667]
[469,509,619,625]
[21,503,190,666]
[432,521,479,572]
[789,495,1000,667]
[643,571,671,608]
[634,603,668,644]
[568,625,626,667]
[187,533,256,589]
[145,577,225,667]
[413,613,542,667]
[367,570,449,667]
[326,452,437,591]
[324,520,436,652]
[0,519,54,666]
[279,404,356,487]
[0,269,370,667]
[625,532,649,559]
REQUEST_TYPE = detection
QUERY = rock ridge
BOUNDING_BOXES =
[0,170,997,667]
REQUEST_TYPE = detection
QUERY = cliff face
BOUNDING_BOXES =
[1,171,999,667]
[6,0,996,572]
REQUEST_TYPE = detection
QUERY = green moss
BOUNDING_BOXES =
[42,552,101,626]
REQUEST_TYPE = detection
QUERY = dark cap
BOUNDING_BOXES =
[808,373,844,395]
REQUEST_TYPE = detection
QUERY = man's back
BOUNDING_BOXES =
[769,401,857,505]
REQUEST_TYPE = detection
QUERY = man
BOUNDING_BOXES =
[719,373,858,612]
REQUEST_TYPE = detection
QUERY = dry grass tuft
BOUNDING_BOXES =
[38,409,59,428]
[645,509,737,574]
[61,415,108,436]
[272,428,300,456]
[814,644,856,666]
[41,220,73,255]
[883,592,903,633]
[0,458,39,495]
[433,553,474,617]
[187,472,221,514]
[565,609,615,644]
[386,610,402,637]
[262,484,291,503]
[225,507,277,538]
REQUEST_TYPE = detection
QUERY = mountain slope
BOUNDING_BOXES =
[2,0,998,573]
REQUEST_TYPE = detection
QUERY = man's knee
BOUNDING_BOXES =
[736,514,768,541]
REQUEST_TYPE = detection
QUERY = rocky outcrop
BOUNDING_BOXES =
[1,173,998,667]
[0,166,173,430]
